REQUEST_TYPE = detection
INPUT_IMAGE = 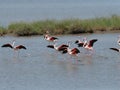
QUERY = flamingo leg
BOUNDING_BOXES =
[17,50,20,58]
[13,50,16,58]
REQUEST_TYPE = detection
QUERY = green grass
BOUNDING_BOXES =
[0,26,7,35]
[1,15,120,36]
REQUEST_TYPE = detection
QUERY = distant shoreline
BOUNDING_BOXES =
[0,15,120,37]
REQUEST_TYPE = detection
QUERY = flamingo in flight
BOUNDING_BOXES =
[1,40,26,51]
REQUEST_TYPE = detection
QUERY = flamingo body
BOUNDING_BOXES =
[62,47,80,56]
[44,34,58,42]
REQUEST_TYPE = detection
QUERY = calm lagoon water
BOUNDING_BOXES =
[1,0,120,26]
[0,33,120,90]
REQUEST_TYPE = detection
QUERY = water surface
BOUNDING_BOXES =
[0,33,120,90]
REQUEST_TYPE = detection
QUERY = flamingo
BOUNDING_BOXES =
[1,40,26,50]
[44,34,58,42]
[62,47,80,56]
[62,42,80,64]
[83,39,98,50]
[75,37,87,47]
[110,48,120,52]
[62,41,80,56]
[75,37,97,51]
[47,43,68,52]
[75,40,84,47]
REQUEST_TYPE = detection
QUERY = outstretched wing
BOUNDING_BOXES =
[58,44,69,51]
[58,47,68,51]
[1,43,13,49]
[71,48,80,54]
[75,40,79,44]
[59,44,69,48]
[50,37,58,41]
[16,45,26,50]
[62,49,68,54]
[77,43,84,47]
[88,39,98,47]
[110,48,120,52]
[58,44,69,49]
[47,45,54,49]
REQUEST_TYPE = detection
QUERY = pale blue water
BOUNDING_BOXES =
[0,33,120,90]
[0,0,120,26]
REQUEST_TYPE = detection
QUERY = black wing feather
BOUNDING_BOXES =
[16,45,26,49]
[62,49,68,54]
[1,44,13,48]
[47,45,54,49]
[110,48,120,52]
[89,39,98,47]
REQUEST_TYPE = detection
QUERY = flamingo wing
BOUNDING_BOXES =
[59,44,68,49]
[62,49,68,54]
[57,44,68,51]
[75,40,84,47]
[71,48,80,54]
[110,48,120,52]
[16,45,26,50]
[58,47,68,51]
[77,43,84,47]
[88,39,98,47]
[1,43,13,48]
[47,45,54,49]
[75,40,79,44]
[50,37,58,41]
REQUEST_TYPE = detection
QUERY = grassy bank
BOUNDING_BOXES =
[1,15,120,36]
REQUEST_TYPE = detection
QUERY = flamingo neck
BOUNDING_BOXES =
[83,38,88,47]
[12,40,15,47]
[53,42,58,49]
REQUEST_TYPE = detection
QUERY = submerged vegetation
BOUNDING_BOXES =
[1,15,120,36]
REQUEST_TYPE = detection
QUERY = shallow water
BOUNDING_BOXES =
[0,33,120,90]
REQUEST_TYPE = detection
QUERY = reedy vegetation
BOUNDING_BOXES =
[0,15,120,36]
